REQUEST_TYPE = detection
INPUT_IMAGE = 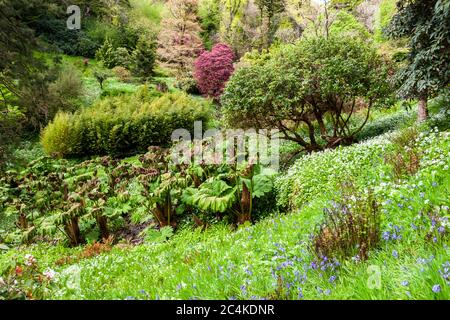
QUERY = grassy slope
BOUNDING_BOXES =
[2,120,448,300]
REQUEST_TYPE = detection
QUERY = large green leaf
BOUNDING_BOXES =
[250,174,274,198]
[189,180,237,213]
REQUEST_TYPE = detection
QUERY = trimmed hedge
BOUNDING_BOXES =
[41,90,211,157]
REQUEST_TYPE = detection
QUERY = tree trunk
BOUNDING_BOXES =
[96,215,109,240]
[65,217,83,247]
[18,213,28,230]
[238,183,252,224]
[417,96,428,122]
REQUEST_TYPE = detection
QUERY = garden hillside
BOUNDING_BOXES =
[1,110,449,299]
[0,0,449,300]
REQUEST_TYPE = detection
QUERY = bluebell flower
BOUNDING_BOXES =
[297,288,303,299]
[432,284,441,293]
[438,226,445,234]
[401,280,409,286]
[392,250,399,258]
[271,268,276,279]
[432,182,437,187]
[240,284,247,294]
[417,257,426,264]
[329,275,337,283]
[325,289,331,296]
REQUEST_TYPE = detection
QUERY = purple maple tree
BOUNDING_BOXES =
[194,43,235,99]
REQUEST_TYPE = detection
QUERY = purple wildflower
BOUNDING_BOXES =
[298,288,303,299]
[432,284,441,293]
[240,284,247,295]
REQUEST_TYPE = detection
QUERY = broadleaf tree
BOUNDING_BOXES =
[386,0,450,121]
[222,36,393,153]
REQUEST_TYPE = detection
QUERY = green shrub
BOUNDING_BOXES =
[0,105,24,170]
[95,38,116,68]
[330,10,371,40]
[356,109,416,141]
[275,134,394,210]
[132,36,156,79]
[113,47,133,69]
[48,65,84,113]
[93,70,109,90]
[427,90,450,130]
[40,91,211,157]
[174,74,199,95]
[40,113,83,156]
[112,67,132,83]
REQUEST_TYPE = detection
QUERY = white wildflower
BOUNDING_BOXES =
[24,254,36,266]
[43,269,57,281]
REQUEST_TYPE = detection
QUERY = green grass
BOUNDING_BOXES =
[2,123,448,300]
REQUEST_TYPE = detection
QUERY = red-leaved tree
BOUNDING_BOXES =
[194,43,235,99]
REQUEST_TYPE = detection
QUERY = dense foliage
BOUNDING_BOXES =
[387,0,450,120]
[157,0,204,78]
[1,0,449,302]
[40,90,211,157]
[2,123,448,300]
[222,36,393,152]
[194,43,235,98]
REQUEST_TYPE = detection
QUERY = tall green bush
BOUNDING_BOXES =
[41,90,211,157]
[132,36,156,79]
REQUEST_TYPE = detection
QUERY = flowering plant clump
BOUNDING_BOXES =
[312,183,381,261]
[0,254,57,300]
